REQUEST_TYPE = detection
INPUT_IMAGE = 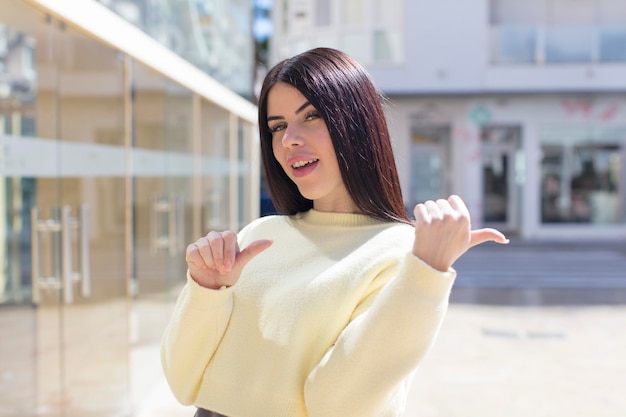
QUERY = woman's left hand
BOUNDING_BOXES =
[412,195,509,272]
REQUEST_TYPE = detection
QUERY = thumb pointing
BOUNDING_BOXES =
[236,239,273,268]
[469,228,509,249]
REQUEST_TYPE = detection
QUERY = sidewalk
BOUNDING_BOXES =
[136,302,626,417]
[404,303,626,416]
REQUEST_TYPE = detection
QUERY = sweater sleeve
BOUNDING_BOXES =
[303,253,456,417]
[160,273,234,405]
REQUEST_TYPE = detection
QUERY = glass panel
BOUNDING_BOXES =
[0,0,62,414]
[130,60,193,408]
[540,127,624,224]
[200,99,231,231]
[373,30,401,64]
[545,26,594,63]
[599,26,626,62]
[56,21,130,417]
[491,26,537,64]
[98,0,253,97]
[409,125,451,206]
[481,124,522,230]
[483,151,509,222]
[236,119,254,228]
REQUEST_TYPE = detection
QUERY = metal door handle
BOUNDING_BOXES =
[61,206,74,303]
[150,195,183,255]
[61,205,91,304]
[31,205,91,304]
[79,204,91,298]
[31,207,63,304]
[150,196,170,254]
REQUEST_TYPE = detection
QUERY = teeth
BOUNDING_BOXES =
[292,159,318,168]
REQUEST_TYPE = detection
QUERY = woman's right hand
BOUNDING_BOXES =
[185,231,273,289]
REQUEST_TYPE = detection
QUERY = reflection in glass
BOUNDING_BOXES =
[541,134,623,224]
[491,26,537,64]
[98,0,253,97]
[545,25,594,63]
[410,125,450,206]
[599,26,626,62]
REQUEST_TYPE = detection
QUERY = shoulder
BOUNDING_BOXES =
[237,214,292,243]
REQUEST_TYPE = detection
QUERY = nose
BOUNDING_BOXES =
[281,124,303,148]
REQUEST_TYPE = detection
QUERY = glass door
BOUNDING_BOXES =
[54,20,130,417]
[0,2,130,415]
[0,2,63,415]
[481,125,522,233]
[409,124,452,205]
[130,60,195,406]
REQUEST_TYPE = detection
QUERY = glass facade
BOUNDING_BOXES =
[0,0,258,415]
[409,124,451,207]
[540,126,624,224]
[489,0,626,64]
[97,0,254,99]
[275,0,404,65]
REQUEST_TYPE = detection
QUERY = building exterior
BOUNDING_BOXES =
[0,0,258,415]
[98,0,255,99]
[270,0,626,241]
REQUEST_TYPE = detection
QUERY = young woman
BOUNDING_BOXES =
[161,47,508,417]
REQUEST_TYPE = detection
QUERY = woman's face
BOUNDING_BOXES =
[266,82,357,213]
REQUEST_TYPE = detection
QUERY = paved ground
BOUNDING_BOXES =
[135,239,626,416]
[404,303,626,417]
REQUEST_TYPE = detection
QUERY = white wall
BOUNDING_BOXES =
[369,0,488,93]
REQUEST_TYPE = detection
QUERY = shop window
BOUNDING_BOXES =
[489,0,626,64]
[409,124,451,207]
[481,125,522,231]
[541,140,623,224]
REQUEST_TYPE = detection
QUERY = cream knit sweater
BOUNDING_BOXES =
[161,209,456,417]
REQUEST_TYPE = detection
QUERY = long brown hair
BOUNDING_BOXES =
[258,47,410,223]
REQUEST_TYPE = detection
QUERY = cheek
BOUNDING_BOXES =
[271,138,287,167]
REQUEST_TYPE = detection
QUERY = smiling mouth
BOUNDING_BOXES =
[291,159,319,169]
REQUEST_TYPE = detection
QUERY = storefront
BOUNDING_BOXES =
[0,1,258,415]
[389,94,626,240]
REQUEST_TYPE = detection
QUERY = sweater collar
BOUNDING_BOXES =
[294,209,386,227]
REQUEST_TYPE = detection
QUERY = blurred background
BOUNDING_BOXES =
[0,0,624,416]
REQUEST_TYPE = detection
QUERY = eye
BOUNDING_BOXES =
[304,111,320,121]
[269,123,287,133]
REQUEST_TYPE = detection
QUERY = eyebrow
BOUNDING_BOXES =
[267,101,312,122]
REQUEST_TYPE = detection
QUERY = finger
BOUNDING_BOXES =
[207,231,225,272]
[435,198,456,218]
[221,231,238,272]
[195,237,216,270]
[185,242,207,269]
[469,228,510,248]
[413,203,430,225]
[424,200,443,220]
[236,239,273,269]
[447,195,470,219]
